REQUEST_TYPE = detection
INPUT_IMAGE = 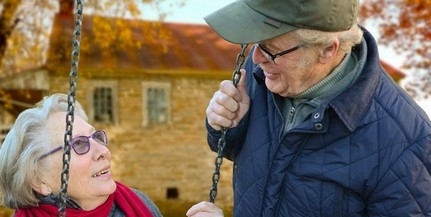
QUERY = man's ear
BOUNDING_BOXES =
[319,38,340,64]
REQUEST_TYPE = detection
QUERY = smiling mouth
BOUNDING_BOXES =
[264,71,279,79]
[92,170,109,177]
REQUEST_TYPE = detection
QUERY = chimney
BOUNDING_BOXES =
[59,0,74,17]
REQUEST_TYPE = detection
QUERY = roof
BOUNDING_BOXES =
[46,14,245,73]
[380,60,405,82]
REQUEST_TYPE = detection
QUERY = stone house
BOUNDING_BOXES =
[46,3,243,211]
[0,2,241,213]
[0,1,405,215]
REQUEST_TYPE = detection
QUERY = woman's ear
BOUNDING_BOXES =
[31,180,52,196]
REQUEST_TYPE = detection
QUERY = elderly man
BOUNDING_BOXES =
[187,0,431,216]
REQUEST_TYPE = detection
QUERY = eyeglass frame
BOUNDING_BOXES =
[38,129,108,160]
[255,43,304,63]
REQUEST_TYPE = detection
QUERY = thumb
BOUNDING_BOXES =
[235,69,248,98]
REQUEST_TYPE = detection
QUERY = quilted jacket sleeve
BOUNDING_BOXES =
[206,112,250,161]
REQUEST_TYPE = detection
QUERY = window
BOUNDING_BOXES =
[166,187,179,199]
[93,87,113,123]
[142,82,170,126]
[87,81,118,124]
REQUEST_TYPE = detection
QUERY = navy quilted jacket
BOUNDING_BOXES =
[206,28,431,216]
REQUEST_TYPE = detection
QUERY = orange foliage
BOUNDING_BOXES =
[359,0,431,99]
[360,0,431,69]
[0,0,186,77]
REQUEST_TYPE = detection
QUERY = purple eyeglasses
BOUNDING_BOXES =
[38,130,108,160]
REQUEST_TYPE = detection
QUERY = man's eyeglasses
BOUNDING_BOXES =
[38,130,108,160]
[255,43,303,63]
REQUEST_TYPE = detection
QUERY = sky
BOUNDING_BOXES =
[141,0,404,65]
[140,0,229,24]
[141,0,430,117]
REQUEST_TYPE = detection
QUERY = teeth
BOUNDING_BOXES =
[92,170,108,177]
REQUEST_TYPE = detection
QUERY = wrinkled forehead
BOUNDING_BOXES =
[44,112,89,144]
[43,112,67,144]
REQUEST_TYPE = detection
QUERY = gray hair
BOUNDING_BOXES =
[0,93,87,208]
[295,24,363,52]
[293,24,363,68]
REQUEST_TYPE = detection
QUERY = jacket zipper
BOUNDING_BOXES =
[288,106,296,124]
[271,94,285,141]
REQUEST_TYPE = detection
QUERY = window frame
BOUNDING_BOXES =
[141,81,171,127]
[86,80,119,125]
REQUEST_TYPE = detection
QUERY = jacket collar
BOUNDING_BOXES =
[329,27,381,131]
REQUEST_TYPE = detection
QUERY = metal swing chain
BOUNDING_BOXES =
[209,44,248,203]
[58,1,84,216]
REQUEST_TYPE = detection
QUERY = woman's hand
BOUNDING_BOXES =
[186,201,223,217]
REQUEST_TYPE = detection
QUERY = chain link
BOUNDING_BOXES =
[58,1,83,216]
[209,44,248,203]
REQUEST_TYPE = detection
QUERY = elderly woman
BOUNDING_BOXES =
[0,93,162,216]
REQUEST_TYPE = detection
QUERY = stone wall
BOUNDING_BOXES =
[49,72,235,210]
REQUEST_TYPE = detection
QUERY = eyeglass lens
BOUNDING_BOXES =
[72,130,108,155]
[256,43,302,63]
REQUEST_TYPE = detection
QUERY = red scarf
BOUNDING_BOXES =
[14,181,154,217]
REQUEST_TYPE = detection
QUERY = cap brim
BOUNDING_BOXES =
[204,1,298,44]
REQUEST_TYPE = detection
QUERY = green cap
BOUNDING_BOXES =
[204,0,359,44]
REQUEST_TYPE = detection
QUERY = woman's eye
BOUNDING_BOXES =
[93,132,107,144]
[72,138,87,149]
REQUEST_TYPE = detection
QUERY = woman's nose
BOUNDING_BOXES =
[91,139,110,160]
